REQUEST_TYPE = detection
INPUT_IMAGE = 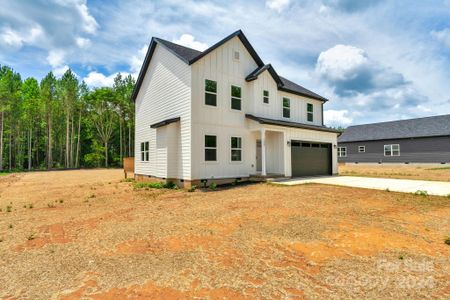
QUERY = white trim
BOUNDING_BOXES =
[263,89,269,105]
[230,84,242,111]
[384,144,400,156]
[204,134,218,163]
[338,146,347,157]
[229,135,243,163]
[282,96,290,119]
[204,79,218,108]
[306,103,314,123]
[358,145,366,153]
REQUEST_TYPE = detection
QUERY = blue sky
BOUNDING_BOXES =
[1,0,450,126]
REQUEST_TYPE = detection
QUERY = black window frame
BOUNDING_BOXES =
[141,141,149,161]
[263,90,269,104]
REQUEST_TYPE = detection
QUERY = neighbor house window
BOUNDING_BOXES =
[205,79,217,106]
[283,97,290,118]
[384,144,400,156]
[231,85,241,110]
[263,90,269,104]
[141,142,149,161]
[338,147,347,157]
[205,135,217,161]
[307,103,314,122]
[358,146,366,153]
[231,137,242,161]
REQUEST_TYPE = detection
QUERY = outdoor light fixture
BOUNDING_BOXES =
[287,141,291,146]
[333,144,337,149]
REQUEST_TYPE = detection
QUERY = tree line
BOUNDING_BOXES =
[0,65,135,171]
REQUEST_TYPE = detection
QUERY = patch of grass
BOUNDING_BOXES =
[133,181,178,190]
[6,205,12,212]
[121,178,135,183]
[8,224,13,229]
[385,188,390,192]
[47,203,56,208]
[59,199,64,203]
[445,237,450,245]
[209,182,217,191]
[27,233,35,241]
[28,204,34,209]
[0,237,3,242]
[414,190,429,197]
[426,166,450,170]
[188,185,197,192]
[398,255,404,260]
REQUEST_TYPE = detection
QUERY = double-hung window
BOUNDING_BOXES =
[307,103,314,122]
[205,79,217,106]
[231,137,242,161]
[384,144,400,156]
[141,142,149,161]
[263,90,269,104]
[231,85,241,110]
[358,146,366,153]
[338,147,347,157]
[283,97,290,118]
[205,135,217,161]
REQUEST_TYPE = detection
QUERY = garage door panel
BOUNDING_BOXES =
[291,141,331,177]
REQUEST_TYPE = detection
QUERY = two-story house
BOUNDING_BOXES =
[132,30,339,187]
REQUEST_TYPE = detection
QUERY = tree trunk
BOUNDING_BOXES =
[75,111,81,168]
[47,117,53,169]
[70,115,74,167]
[119,118,123,166]
[128,125,131,157]
[65,114,70,168]
[105,141,108,168]
[0,111,3,171]
[8,131,12,171]
[28,127,32,170]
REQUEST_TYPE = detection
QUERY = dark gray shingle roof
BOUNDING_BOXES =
[339,114,450,142]
[133,30,328,102]
[246,114,340,133]
[154,38,201,63]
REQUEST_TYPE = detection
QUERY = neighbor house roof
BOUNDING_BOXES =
[132,30,328,102]
[339,114,450,142]
[245,114,340,133]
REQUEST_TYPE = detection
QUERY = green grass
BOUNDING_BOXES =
[425,166,450,170]
[133,181,178,190]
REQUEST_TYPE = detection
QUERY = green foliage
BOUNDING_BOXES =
[133,181,178,190]
[445,237,450,245]
[209,182,217,191]
[188,185,197,192]
[414,190,429,196]
[0,65,135,171]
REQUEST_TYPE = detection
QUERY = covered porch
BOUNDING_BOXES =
[250,127,286,177]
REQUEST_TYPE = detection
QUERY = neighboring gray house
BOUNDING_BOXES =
[338,114,450,164]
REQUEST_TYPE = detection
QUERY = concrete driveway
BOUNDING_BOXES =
[272,176,450,196]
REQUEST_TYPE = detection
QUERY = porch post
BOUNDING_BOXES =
[261,128,266,176]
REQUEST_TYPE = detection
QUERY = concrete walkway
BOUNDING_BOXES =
[272,176,450,196]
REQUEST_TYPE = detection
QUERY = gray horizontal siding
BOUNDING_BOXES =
[338,136,450,163]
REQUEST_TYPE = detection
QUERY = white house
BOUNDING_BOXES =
[133,30,339,187]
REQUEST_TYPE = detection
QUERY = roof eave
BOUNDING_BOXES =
[246,114,339,133]
[278,86,328,102]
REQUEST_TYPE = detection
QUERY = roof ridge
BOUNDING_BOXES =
[348,113,450,128]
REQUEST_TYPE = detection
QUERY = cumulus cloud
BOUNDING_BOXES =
[266,0,290,13]
[324,109,353,127]
[83,71,130,87]
[47,49,66,68]
[0,25,43,48]
[75,37,91,48]
[321,0,382,12]
[316,44,406,96]
[172,34,208,51]
[130,45,148,76]
[431,28,450,49]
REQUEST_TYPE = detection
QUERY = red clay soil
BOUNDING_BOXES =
[0,169,448,299]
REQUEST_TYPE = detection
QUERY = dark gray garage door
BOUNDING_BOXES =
[291,141,331,177]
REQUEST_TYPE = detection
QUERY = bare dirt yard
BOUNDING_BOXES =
[340,164,450,182]
[0,169,449,299]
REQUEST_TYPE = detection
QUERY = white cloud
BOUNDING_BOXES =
[83,71,130,87]
[172,34,208,51]
[75,37,91,48]
[324,109,353,127]
[76,1,99,34]
[53,65,70,77]
[130,45,148,76]
[46,49,66,68]
[266,0,290,13]
[431,28,450,49]
[0,25,43,48]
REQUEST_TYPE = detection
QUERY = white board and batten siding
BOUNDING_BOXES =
[190,36,259,179]
[134,45,191,179]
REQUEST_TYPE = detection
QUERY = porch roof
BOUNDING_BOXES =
[150,117,181,128]
[245,114,340,134]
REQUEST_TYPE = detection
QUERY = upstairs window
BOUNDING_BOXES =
[205,135,217,161]
[141,142,149,161]
[307,103,314,122]
[384,144,400,156]
[338,147,347,157]
[358,146,366,153]
[205,79,217,106]
[263,90,269,104]
[283,97,290,118]
[231,85,241,110]
[233,50,240,60]
[231,137,242,161]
